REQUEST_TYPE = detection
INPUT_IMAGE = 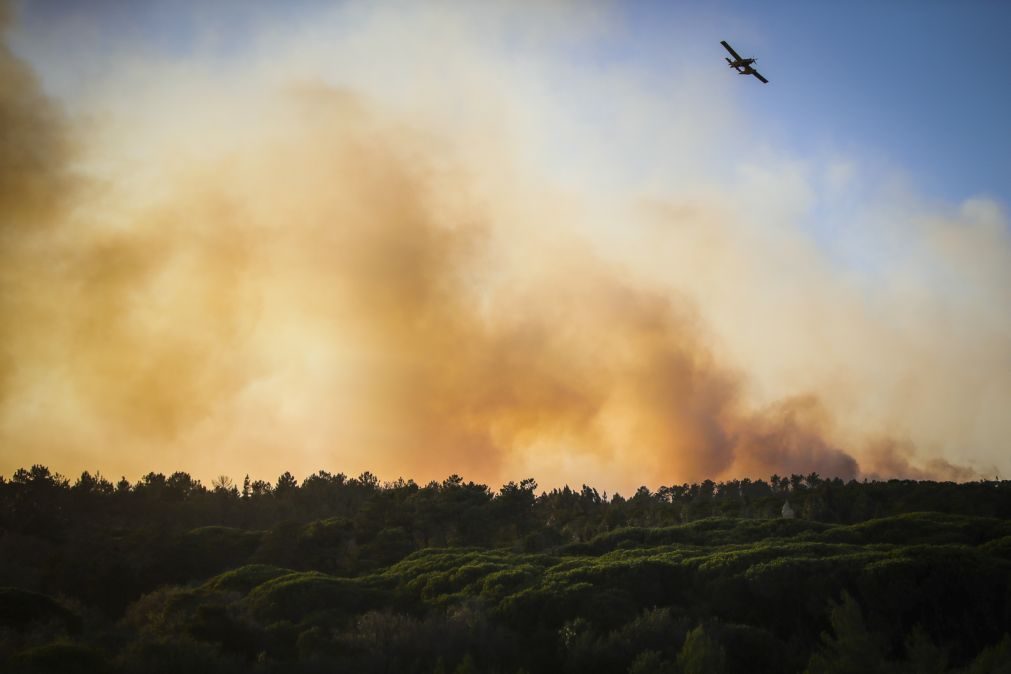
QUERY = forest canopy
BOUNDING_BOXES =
[2,466,1011,673]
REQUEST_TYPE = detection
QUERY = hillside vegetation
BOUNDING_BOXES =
[2,466,1011,673]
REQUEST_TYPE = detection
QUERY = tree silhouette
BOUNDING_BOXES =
[677,626,727,674]
[806,593,886,674]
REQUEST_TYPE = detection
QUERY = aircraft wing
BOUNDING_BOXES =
[751,70,769,84]
[720,40,743,61]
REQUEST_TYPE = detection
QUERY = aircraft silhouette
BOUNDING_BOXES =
[720,40,768,84]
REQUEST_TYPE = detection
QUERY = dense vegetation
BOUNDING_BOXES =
[2,465,1011,673]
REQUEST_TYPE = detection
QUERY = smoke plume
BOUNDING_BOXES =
[1,2,1006,491]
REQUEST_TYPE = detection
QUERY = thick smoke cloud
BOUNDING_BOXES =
[1,3,1005,490]
[0,7,75,415]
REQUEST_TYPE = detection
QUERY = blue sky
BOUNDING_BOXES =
[15,0,1009,207]
[603,0,1011,206]
[578,0,1011,208]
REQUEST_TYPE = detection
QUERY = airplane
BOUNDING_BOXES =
[720,40,768,84]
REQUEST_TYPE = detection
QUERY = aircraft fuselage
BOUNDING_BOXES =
[726,58,756,75]
[726,57,755,69]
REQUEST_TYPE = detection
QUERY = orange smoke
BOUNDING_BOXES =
[1,3,1001,492]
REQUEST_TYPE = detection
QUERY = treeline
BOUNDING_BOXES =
[5,464,1011,537]
[2,465,1011,673]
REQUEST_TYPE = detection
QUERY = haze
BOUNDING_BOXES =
[1,1,1008,493]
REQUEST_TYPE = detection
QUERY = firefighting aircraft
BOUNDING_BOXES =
[720,40,768,84]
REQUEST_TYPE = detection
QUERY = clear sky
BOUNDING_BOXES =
[2,1,1009,490]
[616,0,1011,205]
